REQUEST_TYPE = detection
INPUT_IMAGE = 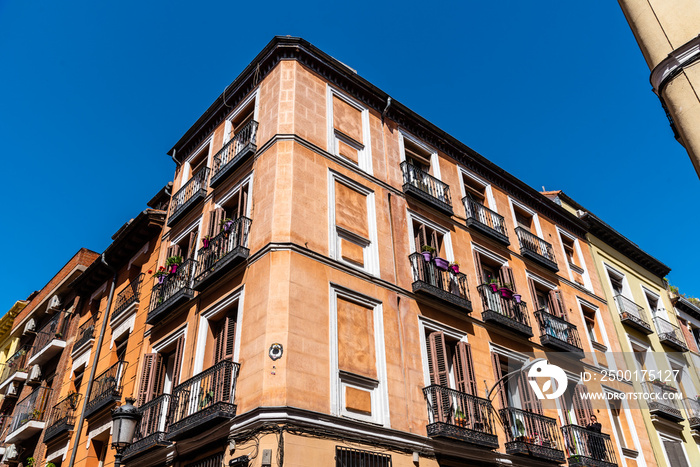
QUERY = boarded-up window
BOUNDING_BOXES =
[329,90,370,173]
[333,178,373,271]
[337,297,376,379]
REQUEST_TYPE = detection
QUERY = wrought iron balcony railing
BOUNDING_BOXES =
[654,317,689,352]
[168,359,240,440]
[515,227,558,271]
[210,120,258,188]
[84,361,127,418]
[168,167,210,226]
[478,284,532,337]
[500,407,565,463]
[400,161,453,215]
[644,381,683,421]
[561,424,618,467]
[193,217,251,291]
[147,259,196,325]
[683,398,700,429]
[113,273,145,318]
[422,385,498,448]
[409,253,471,311]
[7,386,52,436]
[74,315,97,352]
[533,309,584,358]
[0,345,30,386]
[614,294,653,335]
[44,392,81,442]
[123,394,172,458]
[463,197,509,245]
[28,311,71,361]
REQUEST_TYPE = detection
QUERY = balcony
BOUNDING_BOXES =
[500,407,566,463]
[400,161,453,215]
[614,295,653,335]
[73,315,96,356]
[168,359,240,440]
[5,386,51,444]
[561,425,618,467]
[146,259,196,326]
[112,273,144,322]
[684,398,700,430]
[463,198,509,245]
[644,381,683,422]
[515,227,558,272]
[84,361,127,419]
[409,253,471,312]
[28,312,70,367]
[533,310,585,358]
[123,394,172,460]
[422,385,498,448]
[0,346,30,392]
[167,167,210,227]
[209,120,258,188]
[654,317,689,352]
[44,393,81,443]
[193,217,251,291]
[478,284,533,337]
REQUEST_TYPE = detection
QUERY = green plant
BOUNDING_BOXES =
[420,245,436,254]
[488,277,499,284]
[26,457,35,467]
[166,255,183,267]
[515,419,526,437]
[47,463,57,467]
[155,266,168,278]
[449,261,459,267]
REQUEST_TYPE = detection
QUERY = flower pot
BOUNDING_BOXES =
[421,252,433,262]
[170,264,178,274]
[158,275,166,284]
[202,238,210,248]
[224,220,234,231]
[513,293,521,303]
[434,257,449,271]
[449,265,460,274]
[499,287,513,299]
[489,283,499,293]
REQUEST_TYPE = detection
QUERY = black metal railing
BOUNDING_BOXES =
[29,312,71,359]
[644,381,683,420]
[683,398,700,428]
[7,386,52,435]
[401,161,452,210]
[44,392,81,441]
[614,294,652,333]
[654,316,689,351]
[478,284,531,334]
[500,407,565,461]
[561,425,618,467]
[515,227,557,269]
[533,309,584,354]
[74,315,97,351]
[463,197,508,240]
[148,259,196,314]
[193,217,251,286]
[423,385,498,447]
[85,361,127,416]
[336,447,392,467]
[409,253,470,308]
[169,167,210,222]
[129,394,171,450]
[211,120,258,181]
[169,359,240,428]
[113,273,145,317]
[0,346,30,384]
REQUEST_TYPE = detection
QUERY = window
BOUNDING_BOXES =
[72,365,85,393]
[461,171,487,205]
[662,438,690,467]
[607,398,630,449]
[401,134,434,174]
[224,96,256,144]
[327,88,372,173]
[424,330,477,393]
[329,173,378,274]
[643,290,663,317]
[185,453,225,467]
[114,334,129,363]
[167,227,200,262]
[136,331,185,406]
[514,206,533,232]
[491,352,542,413]
[527,276,566,318]
[558,231,589,288]
[608,270,625,296]
[207,179,251,240]
[581,303,603,346]
[412,219,444,257]
[474,249,514,287]
[330,287,388,425]
[184,141,212,183]
[335,446,392,467]
[205,309,237,368]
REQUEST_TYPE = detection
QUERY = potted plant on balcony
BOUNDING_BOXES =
[166,255,183,274]
[220,218,235,234]
[434,256,449,271]
[498,283,514,300]
[515,419,526,442]
[454,407,466,427]
[420,245,436,262]
[488,278,499,293]
[155,266,168,284]
[513,293,522,304]
[449,261,460,274]
[202,235,211,249]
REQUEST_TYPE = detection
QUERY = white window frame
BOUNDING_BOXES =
[557,228,593,290]
[398,130,441,179]
[406,210,454,260]
[166,218,203,263]
[602,386,646,467]
[603,264,632,299]
[658,432,691,467]
[181,136,213,188]
[417,316,469,388]
[193,287,244,375]
[576,298,616,370]
[488,343,529,410]
[640,286,665,319]
[214,172,254,219]
[326,86,372,174]
[329,285,389,426]
[223,89,260,144]
[508,197,543,238]
[151,325,188,392]
[328,171,379,275]
[458,168,497,211]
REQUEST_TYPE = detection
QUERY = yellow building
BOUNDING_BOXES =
[0,300,26,439]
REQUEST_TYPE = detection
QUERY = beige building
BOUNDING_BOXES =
[618,0,700,177]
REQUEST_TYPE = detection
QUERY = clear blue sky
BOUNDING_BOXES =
[2,1,698,312]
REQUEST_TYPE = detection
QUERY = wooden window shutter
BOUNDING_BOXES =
[223,314,236,360]
[499,265,516,292]
[491,352,507,409]
[137,353,157,406]
[238,187,248,219]
[430,229,440,252]
[415,224,427,252]
[548,290,566,318]
[171,335,185,389]
[167,244,181,259]
[572,384,593,424]
[453,342,477,395]
[209,208,224,238]
[150,355,166,399]
[427,332,450,387]
[527,278,539,310]
[517,372,543,414]
[473,251,485,285]
[187,231,198,259]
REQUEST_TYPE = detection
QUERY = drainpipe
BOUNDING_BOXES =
[68,253,118,467]
[381,97,392,122]
[171,148,178,166]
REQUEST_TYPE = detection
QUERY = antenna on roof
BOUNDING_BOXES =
[542,186,545,191]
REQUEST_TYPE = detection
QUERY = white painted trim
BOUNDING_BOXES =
[326,85,373,174]
[184,136,213,178]
[193,288,244,374]
[405,209,454,260]
[458,168,497,211]
[601,386,646,467]
[508,197,543,238]
[525,271,558,290]
[557,227,593,291]
[658,431,691,467]
[215,172,254,219]
[417,316,469,387]
[224,89,260,143]
[45,439,70,462]
[109,313,135,350]
[471,243,508,266]
[398,129,441,179]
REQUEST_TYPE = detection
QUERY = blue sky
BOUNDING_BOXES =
[1,1,698,312]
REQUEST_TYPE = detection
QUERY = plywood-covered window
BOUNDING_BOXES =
[327,88,371,173]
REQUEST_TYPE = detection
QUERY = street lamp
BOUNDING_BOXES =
[486,357,546,401]
[111,397,141,467]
